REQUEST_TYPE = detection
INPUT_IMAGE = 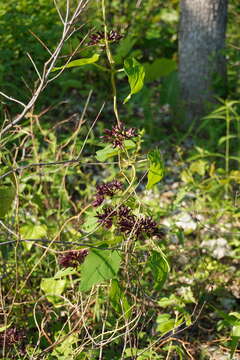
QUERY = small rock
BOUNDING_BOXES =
[200,238,230,259]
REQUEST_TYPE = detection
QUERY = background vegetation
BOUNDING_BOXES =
[0,0,240,359]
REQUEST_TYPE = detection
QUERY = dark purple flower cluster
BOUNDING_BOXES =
[88,30,123,46]
[0,327,25,346]
[96,206,116,228]
[96,205,165,240]
[59,249,88,268]
[102,124,138,148]
[93,180,123,207]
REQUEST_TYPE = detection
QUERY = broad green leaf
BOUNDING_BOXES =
[0,186,15,218]
[158,294,179,308]
[79,249,121,292]
[52,333,78,358]
[146,149,164,189]
[82,212,99,232]
[232,324,240,337]
[124,347,157,359]
[40,278,66,305]
[109,279,130,316]
[144,58,177,83]
[156,313,176,334]
[95,144,118,162]
[96,140,136,162]
[180,170,194,183]
[51,53,100,72]
[160,71,180,109]
[230,324,240,359]
[114,36,137,64]
[123,57,145,104]
[230,312,240,320]
[189,160,206,176]
[20,224,47,250]
[148,251,169,290]
[54,268,76,279]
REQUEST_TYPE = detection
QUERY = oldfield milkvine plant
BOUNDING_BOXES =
[0,1,168,358]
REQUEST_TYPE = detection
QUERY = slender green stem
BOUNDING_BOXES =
[225,104,230,197]
[122,164,136,197]
[101,0,121,127]
[92,63,111,72]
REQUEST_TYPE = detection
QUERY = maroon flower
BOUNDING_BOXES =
[92,195,104,207]
[92,180,123,207]
[96,206,116,229]
[0,327,25,346]
[134,217,163,239]
[88,30,123,46]
[102,124,138,148]
[59,249,88,268]
[96,204,165,240]
[116,207,164,240]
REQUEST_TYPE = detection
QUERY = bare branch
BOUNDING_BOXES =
[27,52,42,81]
[0,0,90,137]
[28,30,53,55]
[0,91,26,108]
[54,0,64,24]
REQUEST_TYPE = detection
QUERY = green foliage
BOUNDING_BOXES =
[123,57,145,103]
[0,0,62,101]
[0,0,240,359]
[51,54,100,72]
[148,250,168,290]
[79,249,121,292]
[95,140,136,162]
[144,58,177,82]
[40,277,67,305]
[20,223,47,250]
[109,279,130,315]
[0,185,15,218]
[146,149,164,189]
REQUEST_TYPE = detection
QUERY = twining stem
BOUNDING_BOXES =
[225,104,230,197]
[101,0,121,127]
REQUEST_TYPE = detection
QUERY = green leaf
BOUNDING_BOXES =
[148,251,169,290]
[232,324,240,337]
[52,333,78,358]
[51,53,100,72]
[218,135,237,146]
[230,324,240,359]
[79,249,121,292]
[54,268,76,279]
[230,312,240,320]
[0,186,15,218]
[95,144,118,162]
[40,278,66,305]
[144,58,176,83]
[156,313,176,334]
[114,36,137,64]
[146,149,164,189]
[95,140,136,162]
[158,294,179,308]
[123,57,145,104]
[20,224,47,250]
[160,71,180,109]
[109,279,130,316]
[82,212,99,232]
[180,170,194,183]
[189,160,206,176]
[124,347,157,359]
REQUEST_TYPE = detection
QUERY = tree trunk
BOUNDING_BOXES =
[179,0,228,123]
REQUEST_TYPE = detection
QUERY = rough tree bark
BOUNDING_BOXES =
[179,0,228,123]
